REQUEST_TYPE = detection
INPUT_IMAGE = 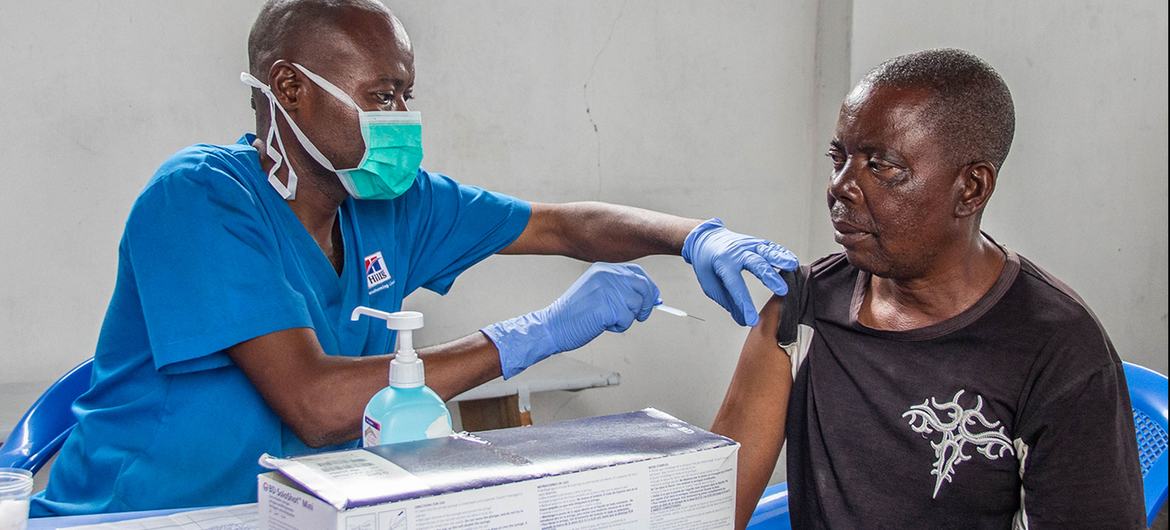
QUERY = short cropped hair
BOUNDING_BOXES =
[247,0,390,78]
[863,48,1015,170]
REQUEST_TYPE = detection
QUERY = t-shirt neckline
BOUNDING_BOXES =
[847,236,1021,341]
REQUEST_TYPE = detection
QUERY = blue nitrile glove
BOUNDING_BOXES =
[482,262,660,379]
[681,218,799,327]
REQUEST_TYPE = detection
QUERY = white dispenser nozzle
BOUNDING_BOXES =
[351,306,425,388]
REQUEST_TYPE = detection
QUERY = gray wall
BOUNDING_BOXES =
[0,0,1165,488]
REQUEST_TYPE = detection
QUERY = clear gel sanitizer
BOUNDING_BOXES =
[351,306,453,447]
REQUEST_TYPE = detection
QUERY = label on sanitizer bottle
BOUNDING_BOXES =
[362,415,381,447]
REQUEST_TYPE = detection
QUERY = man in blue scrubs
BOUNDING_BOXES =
[32,0,798,516]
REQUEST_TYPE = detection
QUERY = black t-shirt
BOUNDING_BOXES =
[782,248,1145,529]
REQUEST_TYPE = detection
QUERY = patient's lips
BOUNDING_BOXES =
[831,218,873,246]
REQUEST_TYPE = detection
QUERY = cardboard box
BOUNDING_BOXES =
[258,408,738,530]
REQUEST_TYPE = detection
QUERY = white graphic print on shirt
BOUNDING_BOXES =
[902,389,1015,498]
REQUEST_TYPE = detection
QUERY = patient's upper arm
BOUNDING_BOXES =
[711,294,793,529]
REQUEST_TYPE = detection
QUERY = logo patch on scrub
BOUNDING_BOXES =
[364,251,393,293]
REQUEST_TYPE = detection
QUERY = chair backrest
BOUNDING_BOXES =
[746,482,791,529]
[746,361,1169,528]
[0,358,93,474]
[1123,361,1168,527]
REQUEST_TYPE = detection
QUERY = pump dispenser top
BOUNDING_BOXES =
[350,307,425,388]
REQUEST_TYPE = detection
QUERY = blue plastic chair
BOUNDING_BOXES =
[0,358,93,473]
[1124,362,1169,526]
[746,482,791,529]
[747,361,1169,528]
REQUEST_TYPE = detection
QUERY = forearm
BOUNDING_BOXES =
[296,354,392,447]
[504,201,701,261]
[304,334,501,445]
[231,327,503,448]
[710,296,792,530]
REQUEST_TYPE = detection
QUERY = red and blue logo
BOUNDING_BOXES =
[364,251,391,290]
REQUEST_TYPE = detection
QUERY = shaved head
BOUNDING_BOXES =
[248,0,405,78]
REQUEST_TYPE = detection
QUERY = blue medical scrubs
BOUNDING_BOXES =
[31,135,531,516]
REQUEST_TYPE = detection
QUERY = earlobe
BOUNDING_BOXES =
[954,162,997,218]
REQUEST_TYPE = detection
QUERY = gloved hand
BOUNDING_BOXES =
[482,262,660,379]
[681,218,799,327]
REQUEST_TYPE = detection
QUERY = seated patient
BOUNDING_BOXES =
[713,49,1145,529]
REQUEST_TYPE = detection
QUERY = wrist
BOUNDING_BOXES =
[481,310,558,379]
[681,218,725,264]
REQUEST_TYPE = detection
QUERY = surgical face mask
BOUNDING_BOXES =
[240,63,423,200]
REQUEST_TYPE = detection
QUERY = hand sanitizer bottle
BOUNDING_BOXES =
[351,306,454,447]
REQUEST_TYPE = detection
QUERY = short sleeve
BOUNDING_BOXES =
[125,157,312,375]
[403,169,531,295]
[1013,338,1146,528]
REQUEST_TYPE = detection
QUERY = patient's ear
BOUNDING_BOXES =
[954,161,997,218]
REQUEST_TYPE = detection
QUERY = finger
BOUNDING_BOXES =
[619,263,647,275]
[743,254,789,297]
[635,276,661,322]
[604,309,636,333]
[624,279,656,323]
[692,266,741,324]
[716,264,758,327]
[642,285,661,321]
[700,277,742,325]
[618,264,660,321]
[756,243,799,271]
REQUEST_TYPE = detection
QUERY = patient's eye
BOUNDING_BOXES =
[826,150,846,171]
[867,157,904,180]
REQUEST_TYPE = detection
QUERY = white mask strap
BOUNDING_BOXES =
[289,62,361,111]
[241,68,348,195]
[241,72,299,199]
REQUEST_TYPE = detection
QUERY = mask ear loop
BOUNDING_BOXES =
[240,72,298,199]
[243,64,348,173]
[289,63,361,111]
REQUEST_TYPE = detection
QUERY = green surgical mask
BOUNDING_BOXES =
[241,62,423,200]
